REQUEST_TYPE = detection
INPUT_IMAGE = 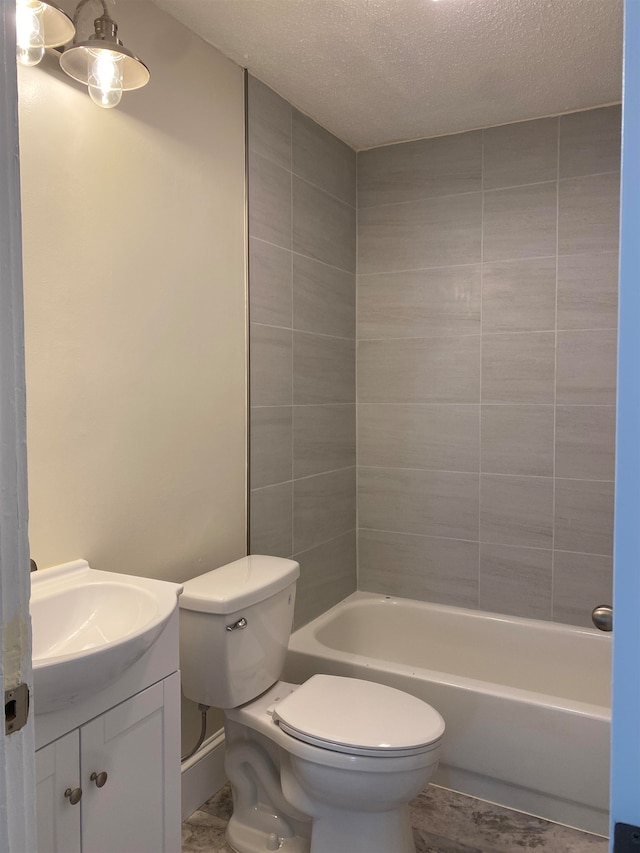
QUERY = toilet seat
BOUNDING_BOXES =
[273,674,444,758]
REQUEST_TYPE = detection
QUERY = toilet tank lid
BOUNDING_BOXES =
[179,556,299,614]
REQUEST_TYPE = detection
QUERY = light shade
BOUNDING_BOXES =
[15,0,75,66]
[59,40,150,91]
[36,0,75,47]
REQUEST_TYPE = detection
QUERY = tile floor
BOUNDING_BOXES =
[182,783,608,853]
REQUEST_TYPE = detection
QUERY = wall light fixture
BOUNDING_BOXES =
[16,0,75,67]
[59,0,150,109]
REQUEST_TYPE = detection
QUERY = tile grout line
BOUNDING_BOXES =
[356,169,621,213]
[355,248,619,280]
[357,464,613,482]
[253,322,356,342]
[355,149,360,591]
[478,127,485,610]
[551,115,561,620]
[248,142,358,210]
[289,102,295,560]
[251,235,357,276]
[357,525,613,560]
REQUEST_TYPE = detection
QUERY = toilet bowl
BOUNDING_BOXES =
[179,556,446,853]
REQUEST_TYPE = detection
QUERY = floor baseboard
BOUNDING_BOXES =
[181,729,227,821]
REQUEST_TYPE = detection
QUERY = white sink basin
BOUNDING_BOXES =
[31,559,183,714]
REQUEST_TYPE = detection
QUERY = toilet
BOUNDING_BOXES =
[179,555,445,853]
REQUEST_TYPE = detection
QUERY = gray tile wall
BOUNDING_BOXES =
[357,106,621,627]
[247,77,357,628]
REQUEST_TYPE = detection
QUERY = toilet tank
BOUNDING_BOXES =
[179,555,299,708]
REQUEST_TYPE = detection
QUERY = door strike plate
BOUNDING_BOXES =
[5,683,29,735]
[615,823,640,852]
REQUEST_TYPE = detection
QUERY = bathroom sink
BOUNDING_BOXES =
[31,559,183,714]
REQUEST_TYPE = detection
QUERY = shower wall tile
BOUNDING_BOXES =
[293,468,356,554]
[558,172,621,256]
[250,406,292,489]
[552,551,614,628]
[293,531,357,629]
[248,152,292,249]
[293,177,356,272]
[356,107,620,628]
[249,238,292,327]
[357,266,481,340]
[359,467,479,541]
[357,192,482,274]
[358,404,480,472]
[292,109,356,205]
[482,117,558,190]
[479,543,552,620]
[250,325,292,407]
[357,130,482,208]
[481,332,556,404]
[482,181,557,262]
[480,474,554,549]
[554,478,615,556]
[555,406,616,481]
[248,77,357,625]
[293,255,355,339]
[247,76,291,169]
[481,257,556,333]
[557,252,619,331]
[293,332,355,404]
[293,404,356,479]
[481,404,555,477]
[358,335,480,404]
[556,329,618,406]
[250,483,292,558]
[358,528,479,608]
[559,105,622,179]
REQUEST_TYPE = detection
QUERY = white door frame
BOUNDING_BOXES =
[0,3,37,850]
[1,1,639,850]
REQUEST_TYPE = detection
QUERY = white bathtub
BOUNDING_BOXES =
[283,591,611,836]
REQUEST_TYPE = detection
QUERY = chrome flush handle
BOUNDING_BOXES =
[226,617,248,632]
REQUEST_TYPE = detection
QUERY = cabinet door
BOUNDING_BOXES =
[36,731,81,853]
[80,675,180,853]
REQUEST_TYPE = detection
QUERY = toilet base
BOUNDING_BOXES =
[307,804,416,853]
[226,801,416,853]
[226,816,309,853]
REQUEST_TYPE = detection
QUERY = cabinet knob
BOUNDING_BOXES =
[90,771,108,788]
[64,787,82,805]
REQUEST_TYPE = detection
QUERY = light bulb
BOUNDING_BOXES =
[16,0,45,66]
[87,48,123,109]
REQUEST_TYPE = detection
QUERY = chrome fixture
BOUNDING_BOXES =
[59,0,149,109]
[592,605,613,632]
[15,0,75,67]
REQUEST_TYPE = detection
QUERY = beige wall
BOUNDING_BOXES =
[18,1,247,588]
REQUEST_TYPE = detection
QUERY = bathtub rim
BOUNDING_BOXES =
[288,591,611,722]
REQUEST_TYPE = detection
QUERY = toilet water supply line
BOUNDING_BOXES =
[181,703,210,763]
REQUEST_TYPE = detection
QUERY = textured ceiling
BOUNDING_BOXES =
[151,0,623,150]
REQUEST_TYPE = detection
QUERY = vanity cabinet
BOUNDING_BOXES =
[36,674,181,853]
